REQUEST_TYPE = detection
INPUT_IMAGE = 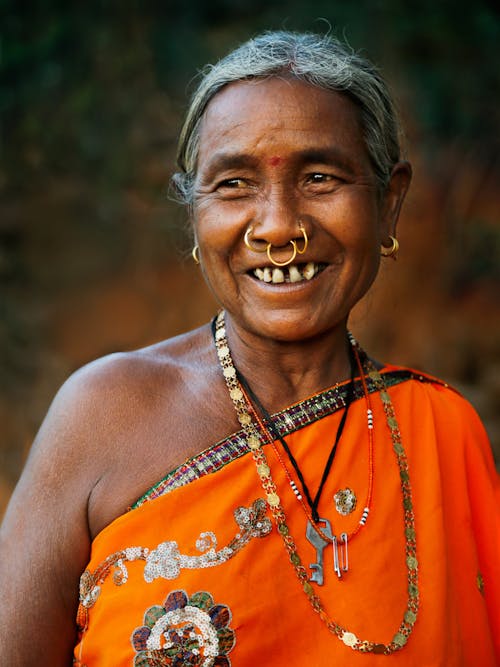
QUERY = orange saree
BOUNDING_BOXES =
[74,368,499,666]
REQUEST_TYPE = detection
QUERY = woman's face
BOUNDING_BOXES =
[192,76,410,342]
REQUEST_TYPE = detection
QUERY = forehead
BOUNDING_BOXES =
[196,77,368,167]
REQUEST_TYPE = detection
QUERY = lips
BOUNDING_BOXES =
[252,262,326,284]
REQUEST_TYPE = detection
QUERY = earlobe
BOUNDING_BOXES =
[381,161,412,237]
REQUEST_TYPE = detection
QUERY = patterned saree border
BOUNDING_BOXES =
[131,369,431,509]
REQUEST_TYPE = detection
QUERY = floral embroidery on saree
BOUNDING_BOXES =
[78,499,271,613]
[131,590,235,666]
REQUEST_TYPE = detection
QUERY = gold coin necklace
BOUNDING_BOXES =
[213,310,419,654]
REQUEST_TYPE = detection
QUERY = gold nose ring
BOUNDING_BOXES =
[266,241,297,267]
[244,227,265,253]
[295,224,308,255]
[244,224,308,268]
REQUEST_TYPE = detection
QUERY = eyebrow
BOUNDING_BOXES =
[198,146,358,181]
[198,152,259,182]
[296,148,357,176]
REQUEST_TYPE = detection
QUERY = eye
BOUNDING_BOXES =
[217,178,247,189]
[303,171,344,192]
[305,173,334,183]
[214,176,255,199]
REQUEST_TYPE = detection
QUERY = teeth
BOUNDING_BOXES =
[303,262,316,280]
[252,262,322,283]
[271,268,285,283]
[289,265,302,283]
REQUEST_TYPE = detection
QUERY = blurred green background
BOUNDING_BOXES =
[1,0,499,509]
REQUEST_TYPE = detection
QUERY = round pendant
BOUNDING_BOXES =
[334,488,357,515]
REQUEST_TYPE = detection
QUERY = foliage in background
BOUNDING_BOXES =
[0,1,499,491]
[2,2,499,188]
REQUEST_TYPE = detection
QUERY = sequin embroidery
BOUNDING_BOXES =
[79,499,271,612]
[131,590,235,666]
[334,488,357,515]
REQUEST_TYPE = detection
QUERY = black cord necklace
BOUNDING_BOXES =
[211,318,356,523]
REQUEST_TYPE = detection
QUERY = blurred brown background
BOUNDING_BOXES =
[1,1,499,514]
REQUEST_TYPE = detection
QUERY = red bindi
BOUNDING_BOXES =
[269,156,282,167]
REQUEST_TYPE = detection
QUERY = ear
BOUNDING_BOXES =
[380,161,412,241]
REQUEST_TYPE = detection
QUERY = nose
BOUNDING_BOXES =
[250,185,304,249]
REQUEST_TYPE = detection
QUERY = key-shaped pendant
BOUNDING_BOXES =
[306,518,333,586]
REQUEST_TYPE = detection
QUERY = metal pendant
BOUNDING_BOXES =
[306,519,350,583]
[305,518,332,586]
[332,532,349,578]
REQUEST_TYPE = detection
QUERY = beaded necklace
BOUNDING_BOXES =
[234,344,356,524]
[235,337,374,575]
[214,310,419,654]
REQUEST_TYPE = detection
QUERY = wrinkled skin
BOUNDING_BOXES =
[193,77,411,393]
[0,76,410,665]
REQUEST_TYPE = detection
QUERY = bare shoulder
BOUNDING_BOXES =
[36,323,233,533]
[0,323,235,664]
[39,323,218,448]
[54,323,212,410]
[12,327,212,496]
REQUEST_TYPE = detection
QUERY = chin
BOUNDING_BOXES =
[234,308,345,344]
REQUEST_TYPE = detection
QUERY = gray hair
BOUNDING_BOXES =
[172,30,404,205]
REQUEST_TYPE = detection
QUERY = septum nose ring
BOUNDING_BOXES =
[244,224,308,268]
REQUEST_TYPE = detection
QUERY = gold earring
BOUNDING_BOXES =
[381,236,399,259]
[192,245,200,264]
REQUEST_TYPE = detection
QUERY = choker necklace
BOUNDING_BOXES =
[213,311,419,654]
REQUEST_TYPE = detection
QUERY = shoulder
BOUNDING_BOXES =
[65,324,211,388]
[49,324,213,418]
[382,363,492,457]
[382,363,452,390]
[382,363,469,406]
[380,362,489,442]
[22,324,215,483]
[3,322,225,534]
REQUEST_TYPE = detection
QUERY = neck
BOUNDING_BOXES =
[223,312,352,412]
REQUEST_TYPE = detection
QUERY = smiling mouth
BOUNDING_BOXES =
[251,262,327,284]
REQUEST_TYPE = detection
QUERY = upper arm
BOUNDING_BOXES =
[0,338,212,665]
[0,364,111,665]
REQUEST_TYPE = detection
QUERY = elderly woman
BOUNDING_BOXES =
[1,31,498,666]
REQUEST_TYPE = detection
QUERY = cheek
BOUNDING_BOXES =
[319,194,381,247]
[192,213,236,281]
[193,204,249,254]
[193,209,221,249]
